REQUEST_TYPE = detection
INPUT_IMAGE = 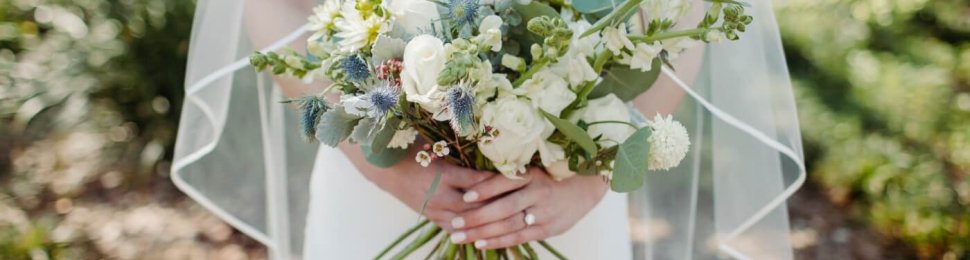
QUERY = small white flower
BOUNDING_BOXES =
[620,42,662,72]
[550,54,598,87]
[308,0,343,35]
[387,127,418,149]
[602,25,635,55]
[415,151,432,167]
[661,37,700,60]
[334,2,388,52]
[561,10,598,57]
[646,114,690,171]
[432,141,451,157]
[704,30,726,43]
[639,0,692,23]
[477,15,504,52]
[520,70,576,116]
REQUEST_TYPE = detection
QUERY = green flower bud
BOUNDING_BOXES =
[530,44,543,60]
[502,54,526,72]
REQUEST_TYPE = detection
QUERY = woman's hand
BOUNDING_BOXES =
[447,167,609,249]
[342,143,493,232]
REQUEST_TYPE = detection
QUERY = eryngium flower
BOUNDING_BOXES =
[446,84,476,137]
[341,55,370,82]
[447,0,479,28]
[287,96,330,140]
[367,83,400,118]
[646,113,690,170]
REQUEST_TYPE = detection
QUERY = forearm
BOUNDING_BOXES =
[632,2,706,115]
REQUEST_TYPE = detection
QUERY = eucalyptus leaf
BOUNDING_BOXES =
[511,1,559,45]
[588,58,661,101]
[315,107,361,147]
[362,145,408,168]
[611,127,652,192]
[571,0,614,14]
[540,110,598,157]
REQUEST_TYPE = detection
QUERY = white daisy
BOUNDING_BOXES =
[308,0,343,38]
[334,2,388,52]
[415,151,432,167]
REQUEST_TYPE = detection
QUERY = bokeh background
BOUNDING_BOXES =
[0,0,967,259]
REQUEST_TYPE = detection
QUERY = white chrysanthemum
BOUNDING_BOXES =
[334,2,388,52]
[646,114,690,171]
[602,25,634,55]
[619,42,662,72]
[387,127,418,149]
[308,0,343,37]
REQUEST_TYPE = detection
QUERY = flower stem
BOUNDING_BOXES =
[376,219,429,259]
[586,120,639,129]
[628,28,708,43]
[465,243,478,260]
[484,249,498,260]
[391,225,442,260]
[511,59,550,88]
[521,243,538,259]
[538,240,567,260]
[444,240,459,259]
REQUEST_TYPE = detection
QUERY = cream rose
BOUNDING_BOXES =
[478,97,545,178]
[387,0,440,35]
[521,70,576,116]
[401,35,447,114]
[578,94,636,146]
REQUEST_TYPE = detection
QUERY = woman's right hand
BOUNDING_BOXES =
[339,143,494,232]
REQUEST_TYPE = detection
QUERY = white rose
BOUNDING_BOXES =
[521,71,576,116]
[387,0,440,35]
[478,97,545,178]
[401,35,448,114]
[477,15,503,52]
[578,94,635,146]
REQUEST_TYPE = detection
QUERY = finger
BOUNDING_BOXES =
[427,189,485,212]
[474,226,549,250]
[443,168,493,189]
[450,211,527,244]
[461,173,532,203]
[452,188,538,229]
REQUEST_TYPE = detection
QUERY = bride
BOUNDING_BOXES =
[172,0,806,259]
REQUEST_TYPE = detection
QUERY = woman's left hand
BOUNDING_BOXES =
[447,167,610,250]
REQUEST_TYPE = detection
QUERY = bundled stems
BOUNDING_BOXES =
[376,219,429,259]
[390,225,442,260]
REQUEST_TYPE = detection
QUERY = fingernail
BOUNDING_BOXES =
[474,240,487,249]
[463,191,479,202]
[451,217,465,229]
[450,232,466,243]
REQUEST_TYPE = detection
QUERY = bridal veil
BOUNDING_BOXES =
[171,0,804,259]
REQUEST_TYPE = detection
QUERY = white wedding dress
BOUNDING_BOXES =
[303,145,633,259]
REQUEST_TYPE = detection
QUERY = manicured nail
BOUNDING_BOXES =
[451,217,465,229]
[474,240,487,249]
[450,232,466,243]
[463,191,479,202]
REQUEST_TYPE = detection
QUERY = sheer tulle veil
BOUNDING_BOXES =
[171,0,804,259]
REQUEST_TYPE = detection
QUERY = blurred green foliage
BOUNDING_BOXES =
[778,0,970,257]
[0,0,193,258]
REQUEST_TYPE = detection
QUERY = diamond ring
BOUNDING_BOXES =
[524,211,536,226]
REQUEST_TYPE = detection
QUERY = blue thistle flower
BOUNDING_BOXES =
[447,84,476,137]
[341,55,370,82]
[366,83,400,118]
[447,0,480,28]
[292,96,329,141]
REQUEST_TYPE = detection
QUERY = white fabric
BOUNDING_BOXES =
[172,0,804,259]
[303,146,632,259]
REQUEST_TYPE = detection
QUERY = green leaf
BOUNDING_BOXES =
[588,58,662,101]
[579,0,644,38]
[315,107,361,147]
[571,0,614,14]
[370,118,400,154]
[611,127,652,192]
[419,167,443,216]
[704,0,751,7]
[350,117,377,146]
[540,110,598,157]
[512,1,559,21]
[361,145,407,168]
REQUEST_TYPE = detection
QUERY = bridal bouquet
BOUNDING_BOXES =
[251,0,751,258]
